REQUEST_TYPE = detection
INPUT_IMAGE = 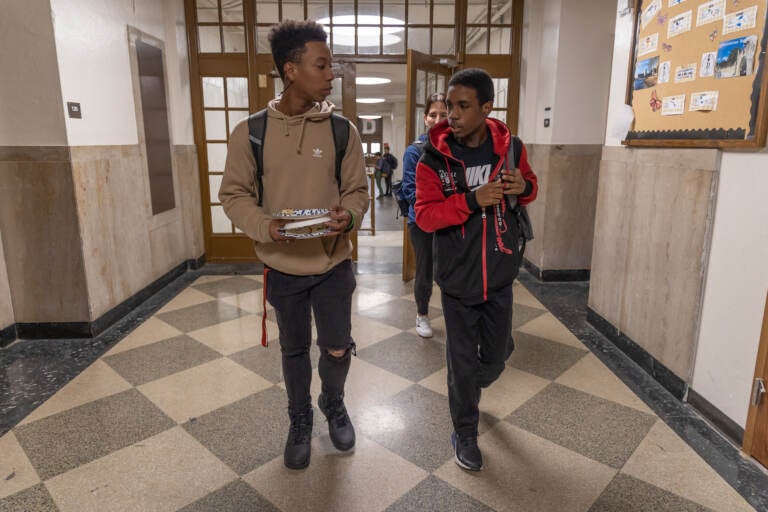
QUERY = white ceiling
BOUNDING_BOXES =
[353,63,407,116]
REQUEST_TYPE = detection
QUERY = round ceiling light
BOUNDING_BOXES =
[356,77,392,85]
[359,115,383,119]
[356,98,386,104]
[318,15,404,47]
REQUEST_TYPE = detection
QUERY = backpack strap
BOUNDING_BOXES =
[247,109,268,207]
[330,113,350,189]
[506,135,534,241]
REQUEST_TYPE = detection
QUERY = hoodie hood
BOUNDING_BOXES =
[426,117,511,162]
[267,99,336,154]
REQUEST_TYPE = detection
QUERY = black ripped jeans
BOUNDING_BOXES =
[266,260,356,413]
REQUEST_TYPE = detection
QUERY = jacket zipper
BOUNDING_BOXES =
[481,210,488,301]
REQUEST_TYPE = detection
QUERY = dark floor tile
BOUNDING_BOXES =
[183,386,318,475]
[229,345,284,384]
[156,300,247,333]
[386,475,495,512]
[103,335,221,386]
[192,276,262,298]
[13,389,174,480]
[588,474,713,512]
[178,479,280,512]
[0,483,59,512]
[507,331,587,380]
[356,298,440,331]
[512,302,548,329]
[357,332,446,382]
[506,383,657,469]
[357,385,496,472]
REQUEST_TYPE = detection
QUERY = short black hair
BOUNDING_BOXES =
[448,68,494,105]
[268,20,328,80]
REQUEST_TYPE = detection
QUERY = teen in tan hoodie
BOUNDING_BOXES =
[218,20,368,471]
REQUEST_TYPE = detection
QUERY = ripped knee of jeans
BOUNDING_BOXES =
[321,338,357,361]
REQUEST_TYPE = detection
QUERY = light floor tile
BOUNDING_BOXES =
[308,357,414,414]
[406,314,447,344]
[0,432,40,500]
[350,315,404,350]
[555,353,653,414]
[188,314,278,355]
[219,290,273,314]
[45,427,238,512]
[419,366,551,420]
[192,275,233,285]
[352,289,398,313]
[434,422,617,512]
[20,360,132,425]
[244,435,428,512]
[157,287,216,314]
[516,312,585,349]
[621,420,755,512]
[512,283,547,310]
[138,358,272,423]
[104,317,182,355]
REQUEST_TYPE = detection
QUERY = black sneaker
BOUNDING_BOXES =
[451,432,483,471]
[318,393,356,451]
[284,408,313,469]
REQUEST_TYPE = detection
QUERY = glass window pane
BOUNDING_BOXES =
[273,76,284,99]
[209,175,223,203]
[432,28,455,54]
[228,110,249,134]
[489,26,511,54]
[489,110,507,123]
[466,27,487,54]
[333,2,354,18]
[196,0,218,22]
[207,143,227,172]
[358,0,380,20]
[383,28,405,54]
[256,1,279,23]
[426,73,435,98]
[490,0,512,24]
[198,26,221,53]
[370,142,381,153]
[226,77,248,107]
[223,25,245,52]
[383,3,405,23]
[408,1,429,24]
[437,75,446,93]
[467,0,487,24]
[357,25,380,55]
[221,1,242,22]
[255,26,271,53]
[211,205,232,233]
[434,0,455,24]
[308,0,330,21]
[202,77,224,107]
[493,78,509,109]
[327,77,343,110]
[416,70,426,105]
[407,27,430,53]
[283,1,304,21]
[415,107,425,137]
[204,110,227,140]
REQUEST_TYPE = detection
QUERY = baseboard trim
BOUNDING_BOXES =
[0,323,17,348]
[523,258,590,282]
[13,256,205,340]
[687,388,745,446]
[587,307,688,400]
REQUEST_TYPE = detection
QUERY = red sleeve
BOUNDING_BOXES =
[414,161,472,233]
[517,143,538,206]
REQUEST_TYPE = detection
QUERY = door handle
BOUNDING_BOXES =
[751,378,766,407]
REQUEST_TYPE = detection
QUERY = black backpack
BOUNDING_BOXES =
[247,109,350,207]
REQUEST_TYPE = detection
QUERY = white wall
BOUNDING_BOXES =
[693,153,768,428]
[601,1,768,428]
[51,0,191,146]
[0,0,68,146]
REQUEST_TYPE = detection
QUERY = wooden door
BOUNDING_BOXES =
[402,49,453,281]
[743,292,768,468]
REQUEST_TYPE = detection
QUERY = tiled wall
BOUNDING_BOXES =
[589,146,719,380]
[69,145,203,320]
[0,147,90,323]
[524,144,601,271]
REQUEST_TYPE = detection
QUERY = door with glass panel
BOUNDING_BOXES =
[402,49,452,281]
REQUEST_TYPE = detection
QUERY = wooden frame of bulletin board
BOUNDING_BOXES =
[624,0,768,148]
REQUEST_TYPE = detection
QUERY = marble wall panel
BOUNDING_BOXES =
[174,145,204,259]
[589,146,719,379]
[524,144,550,267]
[0,147,90,323]
[0,228,15,330]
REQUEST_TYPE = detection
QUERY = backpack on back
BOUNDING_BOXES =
[247,109,350,207]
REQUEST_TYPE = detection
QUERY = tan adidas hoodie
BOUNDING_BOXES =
[219,99,369,276]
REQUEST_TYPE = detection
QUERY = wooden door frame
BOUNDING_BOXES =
[743,291,768,466]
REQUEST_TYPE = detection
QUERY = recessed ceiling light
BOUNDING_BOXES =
[357,77,392,85]
[359,115,383,119]
[318,15,404,47]
[356,98,386,104]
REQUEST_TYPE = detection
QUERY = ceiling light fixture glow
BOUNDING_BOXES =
[356,77,392,85]
[318,15,404,47]
[359,115,383,119]
[356,98,386,104]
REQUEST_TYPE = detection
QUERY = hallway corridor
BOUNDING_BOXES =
[0,203,764,511]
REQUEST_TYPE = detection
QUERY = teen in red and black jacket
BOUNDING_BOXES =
[414,117,537,303]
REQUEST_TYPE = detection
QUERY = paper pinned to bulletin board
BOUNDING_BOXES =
[625,0,768,148]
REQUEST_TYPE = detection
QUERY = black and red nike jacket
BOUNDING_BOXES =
[414,118,538,303]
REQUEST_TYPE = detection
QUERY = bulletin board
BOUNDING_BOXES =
[624,0,768,148]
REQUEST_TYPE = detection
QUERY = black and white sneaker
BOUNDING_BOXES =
[319,393,356,451]
[451,432,483,471]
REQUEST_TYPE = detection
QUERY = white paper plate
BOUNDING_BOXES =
[282,215,331,230]
[272,208,329,219]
